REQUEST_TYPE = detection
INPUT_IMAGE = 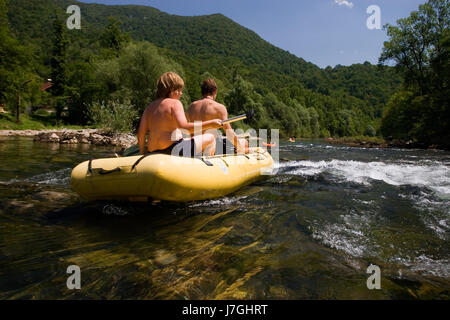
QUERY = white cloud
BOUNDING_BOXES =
[335,0,354,8]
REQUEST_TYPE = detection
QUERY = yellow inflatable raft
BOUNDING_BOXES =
[70,147,274,202]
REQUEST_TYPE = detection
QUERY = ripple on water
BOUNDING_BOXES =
[310,205,380,258]
[400,191,450,240]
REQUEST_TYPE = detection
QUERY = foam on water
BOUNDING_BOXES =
[311,205,450,278]
[26,168,72,186]
[391,255,450,278]
[287,158,450,277]
[279,160,450,196]
[312,223,371,257]
[400,191,450,240]
[189,195,248,208]
[3,168,72,187]
[311,206,380,258]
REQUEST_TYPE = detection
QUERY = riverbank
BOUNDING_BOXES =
[2,129,445,151]
[0,129,137,149]
[326,136,445,150]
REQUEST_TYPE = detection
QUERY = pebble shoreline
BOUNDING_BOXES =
[0,129,137,149]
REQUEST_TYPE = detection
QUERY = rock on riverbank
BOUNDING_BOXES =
[0,129,137,149]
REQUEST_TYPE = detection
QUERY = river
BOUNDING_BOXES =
[0,136,449,299]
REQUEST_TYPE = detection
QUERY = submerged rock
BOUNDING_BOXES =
[6,200,35,213]
[33,191,72,202]
[154,250,177,266]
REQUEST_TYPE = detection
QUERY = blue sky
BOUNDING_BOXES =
[79,0,427,68]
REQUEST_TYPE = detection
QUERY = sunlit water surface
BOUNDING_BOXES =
[0,137,449,299]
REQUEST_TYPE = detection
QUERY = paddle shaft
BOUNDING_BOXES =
[221,114,247,125]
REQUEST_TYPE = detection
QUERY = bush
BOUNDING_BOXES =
[364,125,376,137]
[33,108,51,117]
[88,100,139,133]
[320,128,331,138]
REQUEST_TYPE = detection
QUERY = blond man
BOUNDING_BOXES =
[138,72,222,156]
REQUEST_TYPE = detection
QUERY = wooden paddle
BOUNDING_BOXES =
[220,114,247,125]
[221,109,254,125]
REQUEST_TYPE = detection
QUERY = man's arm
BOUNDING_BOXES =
[217,104,249,154]
[217,105,239,147]
[137,109,148,155]
[172,100,222,133]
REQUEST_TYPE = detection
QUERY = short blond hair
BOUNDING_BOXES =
[156,72,184,99]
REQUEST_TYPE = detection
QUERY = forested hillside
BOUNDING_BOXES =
[2,0,403,137]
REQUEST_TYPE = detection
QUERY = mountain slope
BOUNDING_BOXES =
[6,0,402,136]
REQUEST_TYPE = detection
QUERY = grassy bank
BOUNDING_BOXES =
[0,112,87,130]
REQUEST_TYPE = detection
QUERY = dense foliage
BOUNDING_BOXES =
[0,0,44,123]
[88,100,138,133]
[2,0,405,137]
[380,0,449,148]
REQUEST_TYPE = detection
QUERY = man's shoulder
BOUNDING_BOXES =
[168,99,184,113]
[212,101,227,113]
[162,98,182,107]
[188,100,201,109]
[200,99,225,110]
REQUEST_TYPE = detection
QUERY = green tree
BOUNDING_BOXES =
[225,72,267,128]
[0,0,34,120]
[100,17,130,56]
[379,0,450,148]
[379,0,448,95]
[336,110,358,137]
[94,41,186,115]
[66,59,102,124]
[309,107,320,137]
[50,14,69,119]
[364,124,376,137]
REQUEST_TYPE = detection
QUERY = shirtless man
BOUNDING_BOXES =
[186,78,249,154]
[138,72,222,156]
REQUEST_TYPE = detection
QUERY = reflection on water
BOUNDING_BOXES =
[0,137,449,299]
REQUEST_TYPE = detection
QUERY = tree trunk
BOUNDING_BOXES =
[16,93,21,123]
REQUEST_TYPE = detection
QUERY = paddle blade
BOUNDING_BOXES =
[244,109,255,124]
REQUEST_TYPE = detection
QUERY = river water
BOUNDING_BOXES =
[0,136,449,299]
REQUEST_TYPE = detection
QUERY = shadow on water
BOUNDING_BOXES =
[0,138,449,299]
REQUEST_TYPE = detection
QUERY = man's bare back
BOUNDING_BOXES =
[139,98,183,153]
[187,98,227,127]
[187,97,248,153]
